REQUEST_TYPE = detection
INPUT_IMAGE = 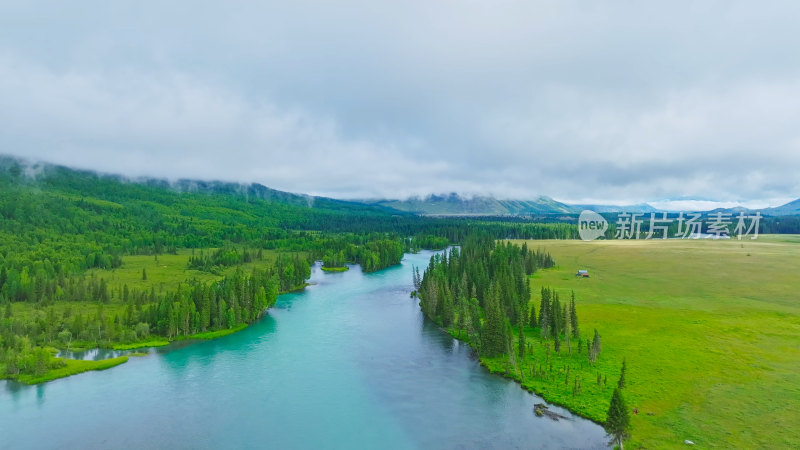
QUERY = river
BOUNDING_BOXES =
[1,250,607,449]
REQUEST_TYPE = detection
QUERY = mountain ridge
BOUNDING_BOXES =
[361,193,576,216]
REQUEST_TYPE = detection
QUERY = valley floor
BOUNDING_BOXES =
[506,235,800,449]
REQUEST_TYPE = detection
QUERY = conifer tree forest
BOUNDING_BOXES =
[416,232,630,443]
[0,157,578,382]
[2,157,629,446]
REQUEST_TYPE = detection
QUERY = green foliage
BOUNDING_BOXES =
[112,339,169,350]
[605,387,631,448]
[417,233,564,364]
[589,329,602,364]
[409,234,449,251]
[310,236,404,273]
[179,324,248,340]
[514,237,800,448]
[13,356,129,384]
[0,158,590,390]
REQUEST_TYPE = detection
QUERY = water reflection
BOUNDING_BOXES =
[36,384,45,406]
[421,317,456,354]
[0,250,607,449]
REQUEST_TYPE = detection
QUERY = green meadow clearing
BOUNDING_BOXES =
[10,248,292,338]
[2,248,304,380]
[512,235,800,449]
[85,248,291,293]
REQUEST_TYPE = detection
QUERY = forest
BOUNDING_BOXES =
[416,234,630,445]
[0,156,580,383]
[0,159,416,381]
[0,156,793,448]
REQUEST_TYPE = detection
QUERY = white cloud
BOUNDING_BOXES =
[1,1,799,204]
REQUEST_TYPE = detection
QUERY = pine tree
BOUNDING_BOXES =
[605,387,631,449]
[550,291,561,339]
[517,317,526,359]
[441,291,454,328]
[589,329,602,364]
[99,278,110,303]
[142,268,147,281]
[570,291,579,339]
[618,358,627,389]
[538,287,550,330]
[528,302,537,329]
[564,306,572,354]
[505,321,516,368]
[481,284,507,357]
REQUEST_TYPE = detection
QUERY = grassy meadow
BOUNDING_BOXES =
[14,356,130,385]
[85,248,290,293]
[508,235,800,449]
[2,248,303,381]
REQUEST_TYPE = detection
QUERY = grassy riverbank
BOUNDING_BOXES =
[177,324,248,340]
[499,236,800,449]
[9,356,130,385]
[1,249,303,385]
[112,340,170,350]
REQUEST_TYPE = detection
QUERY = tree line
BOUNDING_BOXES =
[416,234,558,357]
[416,234,632,447]
[0,255,309,379]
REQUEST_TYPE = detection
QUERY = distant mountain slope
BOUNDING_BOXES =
[0,155,404,218]
[365,193,577,215]
[763,198,800,216]
[703,198,800,216]
[571,203,657,213]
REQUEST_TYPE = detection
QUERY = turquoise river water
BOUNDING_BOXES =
[1,250,607,449]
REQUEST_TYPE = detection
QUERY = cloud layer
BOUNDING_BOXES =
[2,1,799,206]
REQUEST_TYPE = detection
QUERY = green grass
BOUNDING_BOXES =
[112,339,170,350]
[4,248,301,384]
[12,356,129,385]
[321,266,349,272]
[177,324,248,340]
[85,248,289,293]
[504,236,800,449]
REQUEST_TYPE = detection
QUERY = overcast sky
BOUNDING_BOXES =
[2,1,799,207]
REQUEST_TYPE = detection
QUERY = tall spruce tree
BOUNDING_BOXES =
[481,284,507,357]
[539,287,550,329]
[550,291,561,339]
[605,387,631,449]
[564,306,572,354]
[570,291,579,339]
[589,329,602,363]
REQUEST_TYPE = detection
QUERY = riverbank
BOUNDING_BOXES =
[1,249,608,449]
[8,356,130,385]
[443,326,612,426]
[509,237,800,449]
[2,277,338,385]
